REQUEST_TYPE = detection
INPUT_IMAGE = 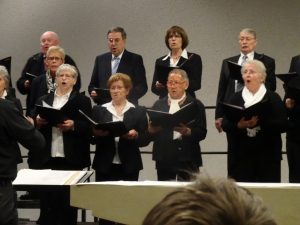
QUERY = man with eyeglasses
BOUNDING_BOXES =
[147,69,207,181]
[17,31,81,115]
[88,27,147,105]
[215,28,276,178]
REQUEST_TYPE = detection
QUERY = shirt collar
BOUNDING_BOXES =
[103,100,135,117]
[112,50,125,61]
[162,49,188,61]
[240,51,254,60]
[1,89,8,99]
[54,89,72,99]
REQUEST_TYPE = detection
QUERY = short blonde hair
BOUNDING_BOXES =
[107,73,132,91]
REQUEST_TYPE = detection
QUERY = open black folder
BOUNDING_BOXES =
[275,72,298,84]
[226,61,243,83]
[35,105,68,126]
[285,77,300,101]
[146,101,198,128]
[79,109,128,136]
[92,88,111,104]
[220,99,269,122]
[25,72,38,81]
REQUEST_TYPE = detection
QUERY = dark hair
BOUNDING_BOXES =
[165,25,189,50]
[143,176,277,225]
[107,27,127,39]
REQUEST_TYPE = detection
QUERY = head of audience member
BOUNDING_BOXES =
[55,64,78,95]
[167,69,189,100]
[142,176,277,225]
[45,46,65,77]
[40,31,60,55]
[107,73,132,105]
[0,66,10,97]
[165,25,189,51]
[107,27,127,57]
[239,28,257,55]
[242,59,266,94]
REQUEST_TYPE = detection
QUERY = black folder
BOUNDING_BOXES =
[92,88,111,104]
[155,64,178,86]
[155,54,194,85]
[35,105,68,126]
[220,99,269,122]
[79,110,128,136]
[226,61,243,83]
[285,77,300,101]
[275,72,298,84]
[146,101,198,128]
[25,72,38,81]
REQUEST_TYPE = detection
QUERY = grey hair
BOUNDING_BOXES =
[168,68,189,83]
[56,64,78,79]
[241,59,267,81]
[46,46,66,60]
[239,28,257,39]
[0,65,10,88]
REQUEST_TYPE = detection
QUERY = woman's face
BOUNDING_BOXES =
[168,32,183,50]
[0,75,6,95]
[242,63,264,93]
[109,80,129,103]
[55,70,76,93]
[45,51,64,75]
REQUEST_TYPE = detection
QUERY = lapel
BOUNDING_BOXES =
[117,49,129,73]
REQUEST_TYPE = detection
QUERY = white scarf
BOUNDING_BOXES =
[168,93,186,140]
[242,84,266,137]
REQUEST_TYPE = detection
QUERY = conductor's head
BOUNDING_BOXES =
[143,176,277,225]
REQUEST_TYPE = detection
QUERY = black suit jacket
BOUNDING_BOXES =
[29,91,92,169]
[88,50,148,105]
[149,95,207,169]
[151,52,202,98]
[0,99,45,179]
[215,52,276,119]
[91,104,148,174]
[16,52,81,115]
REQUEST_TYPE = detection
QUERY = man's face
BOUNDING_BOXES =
[239,32,257,55]
[167,73,188,99]
[40,32,59,54]
[107,32,126,57]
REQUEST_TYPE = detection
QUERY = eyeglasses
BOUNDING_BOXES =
[239,37,255,42]
[167,80,185,86]
[47,56,62,61]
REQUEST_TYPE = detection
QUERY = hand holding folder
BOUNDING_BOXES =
[220,99,269,123]
[147,101,198,128]
[79,110,128,136]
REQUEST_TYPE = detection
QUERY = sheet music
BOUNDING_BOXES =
[13,169,89,185]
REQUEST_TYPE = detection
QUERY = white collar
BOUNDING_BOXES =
[54,89,72,98]
[242,84,266,108]
[103,100,135,117]
[240,51,254,60]
[168,92,186,103]
[1,89,8,99]
[112,50,125,60]
[162,49,188,61]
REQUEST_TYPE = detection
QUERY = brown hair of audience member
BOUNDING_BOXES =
[143,176,277,225]
[165,25,189,50]
[107,73,132,91]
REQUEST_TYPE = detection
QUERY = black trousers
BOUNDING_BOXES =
[0,179,17,225]
[231,157,281,182]
[39,158,82,225]
[286,139,300,183]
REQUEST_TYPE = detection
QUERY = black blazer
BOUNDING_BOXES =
[149,95,207,168]
[91,104,148,174]
[88,50,148,105]
[0,99,45,179]
[151,52,202,98]
[221,89,287,161]
[215,52,276,119]
[286,55,300,141]
[29,91,92,169]
[16,52,81,115]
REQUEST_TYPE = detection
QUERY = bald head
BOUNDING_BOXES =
[40,31,60,54]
